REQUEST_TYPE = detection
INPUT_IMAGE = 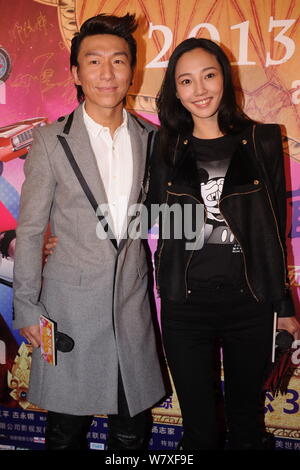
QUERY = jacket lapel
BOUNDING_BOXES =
[59,105,109,205]
[118,114,151,249]
[58,106,152,250]
[57,104,118,248]
[127,114,148,209]
[221,126,261,198]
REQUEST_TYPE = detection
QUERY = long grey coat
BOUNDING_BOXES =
[13,105,165,416]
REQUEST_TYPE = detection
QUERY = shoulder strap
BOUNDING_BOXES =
[57,135,118,250]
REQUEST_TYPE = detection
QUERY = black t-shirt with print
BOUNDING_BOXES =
[187,134,246,289]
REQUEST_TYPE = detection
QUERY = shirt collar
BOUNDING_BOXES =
[83,103,128,138]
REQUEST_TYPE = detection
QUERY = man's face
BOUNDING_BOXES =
[72,34,133,115]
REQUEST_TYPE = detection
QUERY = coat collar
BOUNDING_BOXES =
[174,123,260,196]
[221,124,261,196]
[58,104,108,207]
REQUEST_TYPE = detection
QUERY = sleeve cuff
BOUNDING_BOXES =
[273,292,295,318]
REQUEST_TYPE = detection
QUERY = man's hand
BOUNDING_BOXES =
[278,317,300,340]
[44,235,58,258]
[19,324,41,348]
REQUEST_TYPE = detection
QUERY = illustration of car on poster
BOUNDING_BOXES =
[0,117,47,286]
[0,117,47,173]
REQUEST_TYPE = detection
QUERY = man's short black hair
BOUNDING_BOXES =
[70,13,137,102]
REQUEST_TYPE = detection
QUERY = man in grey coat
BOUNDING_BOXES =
[13,13,165,450]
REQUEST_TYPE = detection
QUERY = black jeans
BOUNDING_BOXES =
[161,285,274,450]
[44,370,151,450]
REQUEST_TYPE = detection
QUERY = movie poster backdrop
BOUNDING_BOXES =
[0,0,299,450]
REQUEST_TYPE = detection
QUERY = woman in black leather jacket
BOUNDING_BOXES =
[148,38,300,450]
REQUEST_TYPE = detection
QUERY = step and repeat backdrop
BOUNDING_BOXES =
[0,0,300,451]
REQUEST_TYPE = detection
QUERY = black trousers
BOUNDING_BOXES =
[44,370,151,450]
[161,285,274,450]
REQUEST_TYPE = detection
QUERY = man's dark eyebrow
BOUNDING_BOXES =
[84,51,130,58]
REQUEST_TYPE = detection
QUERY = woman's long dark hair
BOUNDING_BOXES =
[156,38,253,164]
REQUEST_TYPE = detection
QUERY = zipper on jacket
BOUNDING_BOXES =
[218,194,260,302]
[252,125,288,290]
[155,136,180,294]
[156,190,205,298]
[173,135,180,165]
[183,204,208,298]
[155,192,170,295]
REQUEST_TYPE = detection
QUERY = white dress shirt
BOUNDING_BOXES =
[83,105,133,241]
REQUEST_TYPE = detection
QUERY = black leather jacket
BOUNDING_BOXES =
[147,123,294,318]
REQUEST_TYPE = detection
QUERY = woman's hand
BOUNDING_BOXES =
[19,324,41,348]
[277,316,300,340]
[44,235,58,258]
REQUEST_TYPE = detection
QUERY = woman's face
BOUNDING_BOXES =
[175,47,224,126]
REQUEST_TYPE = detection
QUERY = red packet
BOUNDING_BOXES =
[39,315,57,366]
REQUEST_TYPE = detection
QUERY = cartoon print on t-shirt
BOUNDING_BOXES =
[197,161,241,252]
